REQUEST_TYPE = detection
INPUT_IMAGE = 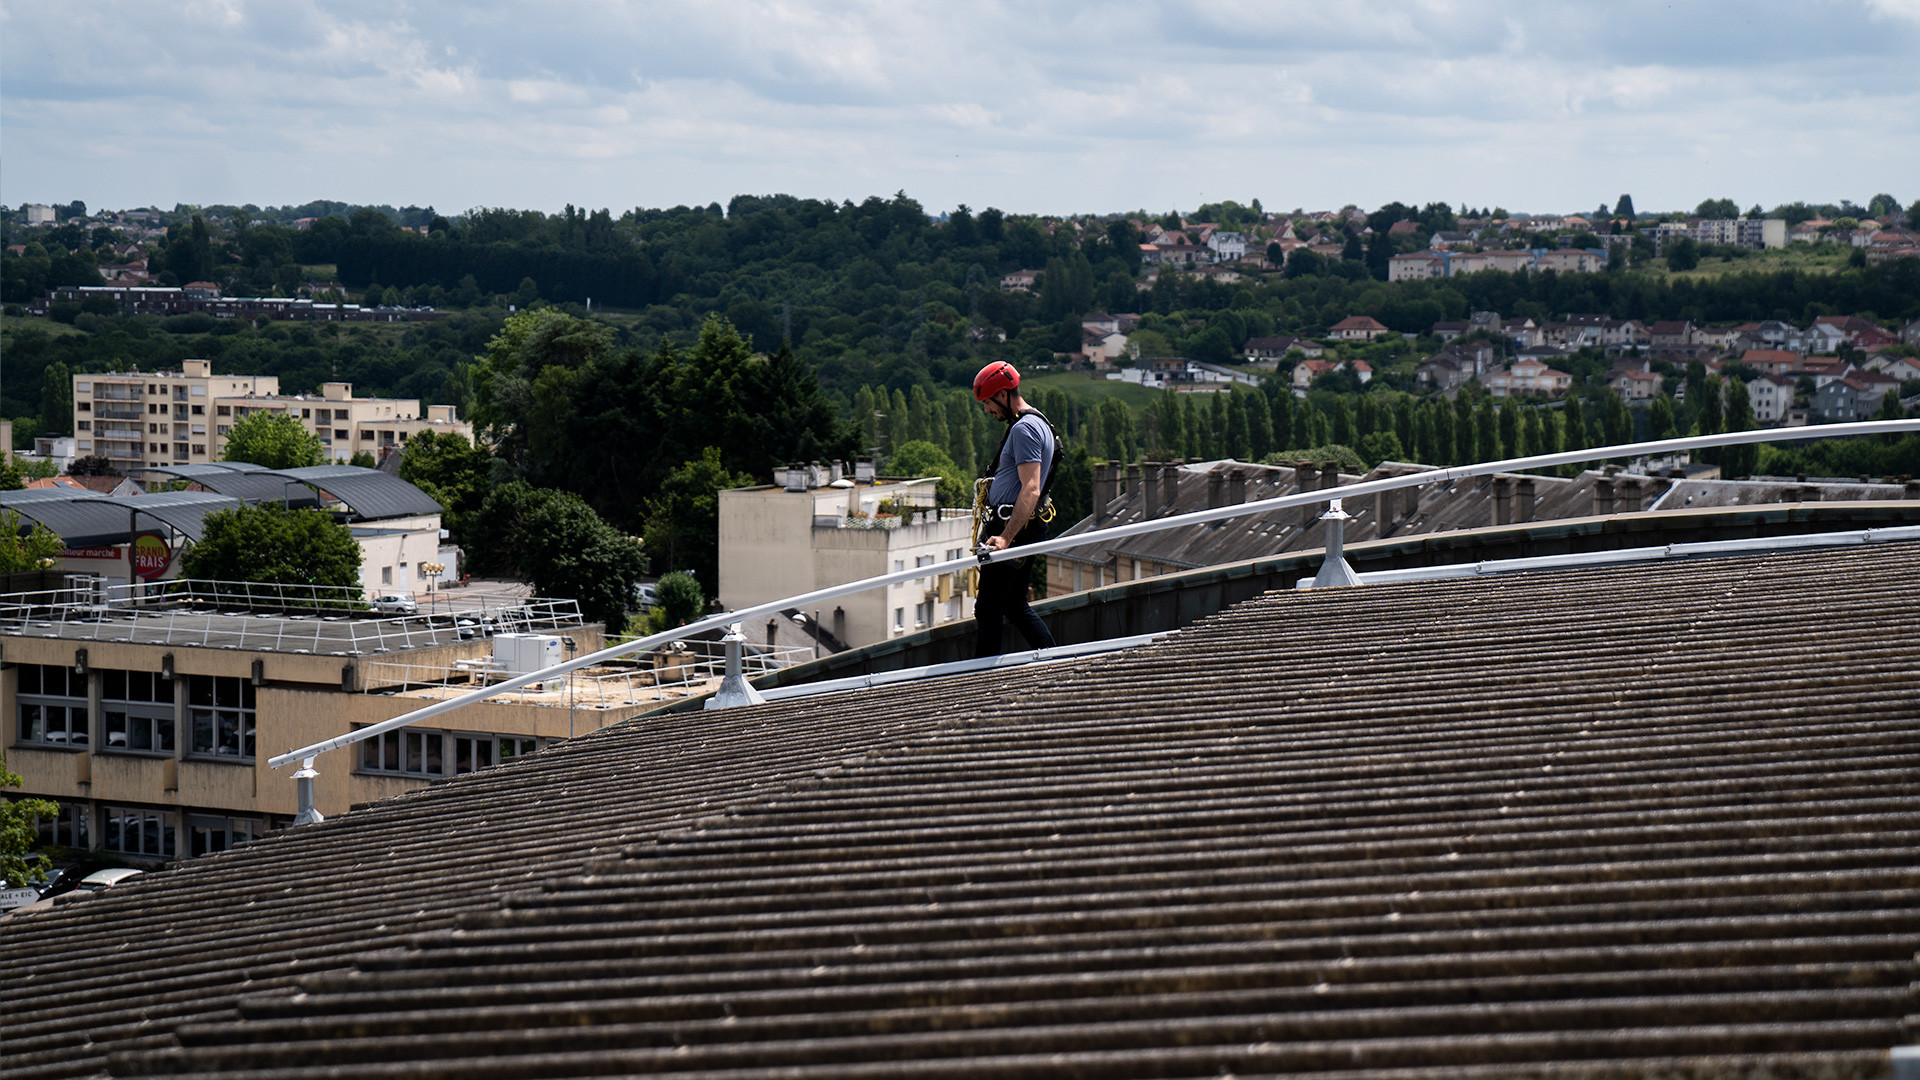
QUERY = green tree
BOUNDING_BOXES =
[220,411,324,469]
[0,508,63,572]
[1723,378,1758,478]
[40,362,71,436]
[887,440,970,507]
[520,492,647,630]
[642,571,706,634]
[347,450,378,468]
[1613,194,1636,220]
[1665,237,1699,272]
[1649,394,1676,441]
[399,430,493,542]
[642,447,754,588]
[180,504,362,593]
[2,752,60,886]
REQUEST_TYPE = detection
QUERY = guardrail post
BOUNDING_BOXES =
[705,624,766,710]
[292,757,324,825]
[1310,498,1361,589]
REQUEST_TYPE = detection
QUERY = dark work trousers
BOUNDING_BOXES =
[974,540,1055,657]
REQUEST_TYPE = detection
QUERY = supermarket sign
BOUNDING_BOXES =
[132,533,171,580]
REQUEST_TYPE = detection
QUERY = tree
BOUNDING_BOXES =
[398,430,494,541]
[1695,198,1740,220]
[1723,378,1757,478]
[221,411,324,469]
[519,492,647,630]
[347,450,377,468]
[180,504,362,593]
[642,447,754,588]
[1664,237,1699,272]
[67,455,120,477]
[40,362,71,437]
[2,751,60,886]
[1649,394,1676,441]
[887,440,970,507]
[641,571,705,634]
[0,508,63,572]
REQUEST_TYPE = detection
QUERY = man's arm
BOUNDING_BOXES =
[987,460,1045,550]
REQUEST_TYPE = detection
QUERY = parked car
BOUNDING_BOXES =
[76,868,144,892]
[631,583,658,611]
[371,594,419,615]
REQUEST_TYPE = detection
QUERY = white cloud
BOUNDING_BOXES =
[0,0,1914,216]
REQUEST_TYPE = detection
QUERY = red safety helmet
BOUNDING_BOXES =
[972,361,1020,402]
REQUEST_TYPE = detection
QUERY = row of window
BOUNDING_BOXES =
[358,727,543,777]
[35,801,266,860]
[14,666,252,759]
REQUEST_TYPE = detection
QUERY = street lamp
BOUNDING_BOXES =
[421,561,446,611]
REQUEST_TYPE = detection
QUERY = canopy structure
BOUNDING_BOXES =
[0,489,241,547]
[137,463,442,520]
[1,465,440,550]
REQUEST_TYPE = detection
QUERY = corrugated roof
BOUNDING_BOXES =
[279,464,442,519]
[3,542,1917,1079]
[140,464,325,509]
[0,488,244,547]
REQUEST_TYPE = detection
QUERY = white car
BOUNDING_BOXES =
[371,594,418,615]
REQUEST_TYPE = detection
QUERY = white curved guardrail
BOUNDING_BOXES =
[268,418,1920,820]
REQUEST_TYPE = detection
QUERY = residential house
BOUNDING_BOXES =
[1446,250,1534,275]
[1796,357,1856,389]
[1351,360,1373,386]
[1867,353,1920,382]
[1139,242,1211,266]
[1733,321,1797,352]
[1485,358,1573,398]
[1416,340,1501,391]
[1648,321,1694,348]
[1692,326,1741,350]
[1865,230,1919,265]
[1243,336,1321,364]
[1428,231,1475,250]
[1748,374,1797,425]
[1854,325,1900,352]
[1504,318,1545,349]
[1610,369,1661,401]
[1430,321,1470,341]
[999,270,1038,292]
[1081,312,1119,335]
[1205,231,1247,261]
[25,203,55,225]
[1813,316,1883,344]
[1740,349,1803,377]
[1532,249,1608,274]
[1387,251,1448,282]
[1811,372,1899,423]
[1905,318,1920,346]
[1329,315,1389,342]
[1292,358,1337,392]
[1801,322,1850,354]
[1081,330,1130,365]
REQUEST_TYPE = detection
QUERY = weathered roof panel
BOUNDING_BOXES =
[3,542,1917,1079]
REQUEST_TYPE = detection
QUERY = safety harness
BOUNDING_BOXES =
[971,406,1064,567]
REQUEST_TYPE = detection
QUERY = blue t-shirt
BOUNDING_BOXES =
[988,412,1055,507]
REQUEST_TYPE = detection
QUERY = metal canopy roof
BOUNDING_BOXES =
[0,489,241,546]
[276,465,443,519]
[136,462,440,520]
[138,464,325,509]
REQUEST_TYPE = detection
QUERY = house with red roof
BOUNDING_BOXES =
[1329,315,1389,342]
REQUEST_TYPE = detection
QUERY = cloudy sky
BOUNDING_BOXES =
[4,0,1917,219]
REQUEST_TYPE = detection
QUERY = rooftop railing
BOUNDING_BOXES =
[267,419,1920,823]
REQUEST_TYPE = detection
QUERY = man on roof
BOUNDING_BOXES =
[972,361,1059,657]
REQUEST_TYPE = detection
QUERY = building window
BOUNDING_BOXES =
[451,733,541,774]
[217,405,230,416]
[359,728,444,776]
[103,806,175,858]
[77,420,90,431]
[14,664,88,748]
[914,600,933,627]
[894,607,905,630]
[78,401,91,412]
[187,814,261,857]
[300,408,311,419]
[381,566,393,585]
[76,382,91,393]
[188,675,256,760]
[192,444,206,456]
[335,429,348,441]
[101,669,175,754]
[35,802,90,850]
[360,430,374,440]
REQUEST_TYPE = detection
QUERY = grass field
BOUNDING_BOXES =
[1025,371,1165,409]
[1650,244,1853,282]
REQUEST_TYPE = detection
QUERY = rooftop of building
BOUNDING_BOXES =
[4,539,1916,1078]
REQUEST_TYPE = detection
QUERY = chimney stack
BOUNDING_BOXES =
[1207,469,1226,510]
[1296,462,1319,527]
[1493,477,1513,526]
[1593,478,1615,516]
[1126,463,1142,505]
[1617,479,1641,513]
[1227,468,1246,506]
[1141,462,1160,517]
[1516,478,1536,523]
[1093,463,1118,520]
[1402,483,1421,522]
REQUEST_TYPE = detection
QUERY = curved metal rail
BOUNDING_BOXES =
[267,418,1920,819]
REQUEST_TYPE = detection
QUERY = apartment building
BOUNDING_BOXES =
[73,360,470,473]
[2,583,630,861]
[718,464,976,648]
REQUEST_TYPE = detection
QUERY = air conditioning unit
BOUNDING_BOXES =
[492,633,563,690]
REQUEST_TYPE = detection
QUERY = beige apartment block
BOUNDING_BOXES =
[74,360,471,473]
[719,468,976,648]
[2,589,636,862]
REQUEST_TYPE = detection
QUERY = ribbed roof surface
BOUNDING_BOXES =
[277,465,442,519]
[4,543,1917,1079]
[0,488,241,546]
[141,464,324,509]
